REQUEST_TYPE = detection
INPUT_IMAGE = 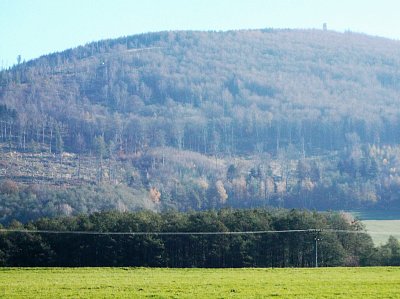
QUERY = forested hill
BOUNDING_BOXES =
[1,29,400,222]
[2,29,400,153]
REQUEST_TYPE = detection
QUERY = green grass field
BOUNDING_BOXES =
[351,210,400,245]
[1,267,400,298]
[363,220,400,245]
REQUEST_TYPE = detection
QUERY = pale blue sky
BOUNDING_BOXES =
[1,0,400,68]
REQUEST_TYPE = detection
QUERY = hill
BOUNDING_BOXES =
[1,29,400,222]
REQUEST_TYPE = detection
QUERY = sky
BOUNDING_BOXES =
[1,0,400,68]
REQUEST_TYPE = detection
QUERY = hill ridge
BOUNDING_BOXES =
[1,29,400,221]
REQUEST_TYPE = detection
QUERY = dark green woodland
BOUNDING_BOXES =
[1,209,399,267]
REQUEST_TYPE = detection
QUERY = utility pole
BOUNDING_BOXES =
[315,230,322,268]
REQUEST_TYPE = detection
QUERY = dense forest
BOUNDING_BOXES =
[2,209,399,267]
[2,29,400,220]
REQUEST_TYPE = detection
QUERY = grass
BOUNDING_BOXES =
[363,220,400,245]
[1,267,400,298]
[351,210,400,245]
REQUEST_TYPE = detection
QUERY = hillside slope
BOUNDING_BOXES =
[1,29,400,222]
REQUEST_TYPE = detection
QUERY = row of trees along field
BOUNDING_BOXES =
[2,30,400,214]
[1,209,399,267]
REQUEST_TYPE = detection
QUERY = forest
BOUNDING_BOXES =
[1,209,399,267]
[1,29,400,220]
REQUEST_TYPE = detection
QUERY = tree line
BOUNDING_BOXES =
[1,209,399,267]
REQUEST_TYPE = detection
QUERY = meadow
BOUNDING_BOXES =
[363,220,400,245]
[352,210,400,245]
[1,267,400,298]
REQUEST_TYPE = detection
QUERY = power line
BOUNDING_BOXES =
[0,228,389,236]
[1,227,395,268]
[0,228,315,236]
